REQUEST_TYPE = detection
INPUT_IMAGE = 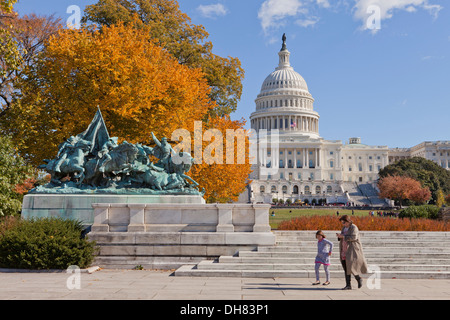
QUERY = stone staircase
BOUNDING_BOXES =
[357,183,387,207]
[342,182,369,206]
[174,230,450,279]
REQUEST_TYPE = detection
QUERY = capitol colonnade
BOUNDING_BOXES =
[251,115,319,134]
[258,146,322,169]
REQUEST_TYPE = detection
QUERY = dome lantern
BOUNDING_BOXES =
[277,33,292,71]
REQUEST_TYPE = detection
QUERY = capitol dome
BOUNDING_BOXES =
[260,68,309,94]
[250,34,320,138]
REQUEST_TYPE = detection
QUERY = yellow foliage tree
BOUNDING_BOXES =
[188,115,252,203]
[3,21,213,165]
[0,0,16,13]
[3,21,252,202]
[82,0,244,117]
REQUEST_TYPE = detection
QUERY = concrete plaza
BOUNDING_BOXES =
[1,269,449,300]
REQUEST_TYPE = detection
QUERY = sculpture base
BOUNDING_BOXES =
[88,202,274,269]
[21,194,205,226]
[30,183,205,196]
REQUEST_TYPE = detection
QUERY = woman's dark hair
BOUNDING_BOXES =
[339,215,352,223]
[316,230,326,238]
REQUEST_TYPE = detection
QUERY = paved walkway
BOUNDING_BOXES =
[1,269,449,300]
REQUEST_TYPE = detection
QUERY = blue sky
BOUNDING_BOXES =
[14,0,450,148]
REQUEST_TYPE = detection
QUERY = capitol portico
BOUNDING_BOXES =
[249,35,389,205]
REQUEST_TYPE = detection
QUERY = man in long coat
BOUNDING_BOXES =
[337,215,368,290]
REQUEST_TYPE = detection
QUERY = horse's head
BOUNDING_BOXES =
[75,139,92,152]
[114,141,139,161]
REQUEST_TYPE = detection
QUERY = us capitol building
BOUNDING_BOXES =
[247,35,449,205]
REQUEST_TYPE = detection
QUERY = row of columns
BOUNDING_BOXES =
[251,115,319,133]
[260,147,321,169]
[256,97,312,110]
[257,184,336,195]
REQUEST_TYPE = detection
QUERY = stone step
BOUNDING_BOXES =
[276,234,450,240]
[174,231,450,279]
[257,246,450,253]
[218,256,450,265]
[174,265,450,279]
[196,260,450,272]
[275,241,449,247]
[275,236,450,242]
[237,250,450,259]
[93,256,206,270]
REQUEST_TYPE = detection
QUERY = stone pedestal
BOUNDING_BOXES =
[253,204,272,232]
[23,193,275,269]
[128,204,146,232]
[22,194,205,226]
[90,202,271,233]
[91,204,110,232]
[88,202,275,269]
[216,204,234,232]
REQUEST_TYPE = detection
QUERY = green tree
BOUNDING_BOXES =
[0,135,33,216]
[82,0,244,117]
[379,157,450,205]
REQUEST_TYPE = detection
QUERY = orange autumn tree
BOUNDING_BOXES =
[378,175,431,207]
[4,20,252,202]
[82,0,245,117]
[186,115,252,203]
[3,21,213,165]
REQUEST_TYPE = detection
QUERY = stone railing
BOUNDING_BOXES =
[91,203,272,233]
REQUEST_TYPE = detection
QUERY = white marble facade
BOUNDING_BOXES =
[249,39,389,204]
[389,141,450,169]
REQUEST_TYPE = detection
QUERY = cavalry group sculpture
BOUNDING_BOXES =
[33,108,204,196]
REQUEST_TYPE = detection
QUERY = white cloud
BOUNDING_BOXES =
[257,0,443,35]
[197,3,228,19]
[296,17,320,27]
[258,0,307,32]
[353,0,443,31]
[421,55,445,61]
[423,3,443,19]
[316,0,331,8]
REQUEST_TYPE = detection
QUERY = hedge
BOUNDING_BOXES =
[278,215,450,231]
[399,205,440,220]
[0,217,96,270]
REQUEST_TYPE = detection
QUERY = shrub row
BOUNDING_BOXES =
[0,217,96,270]
[278,215,450,231]
[398,205,440,220]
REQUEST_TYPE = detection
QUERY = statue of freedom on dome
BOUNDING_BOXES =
[281,33,287,50]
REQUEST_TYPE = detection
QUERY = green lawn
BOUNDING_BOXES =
[269,208,372,229]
